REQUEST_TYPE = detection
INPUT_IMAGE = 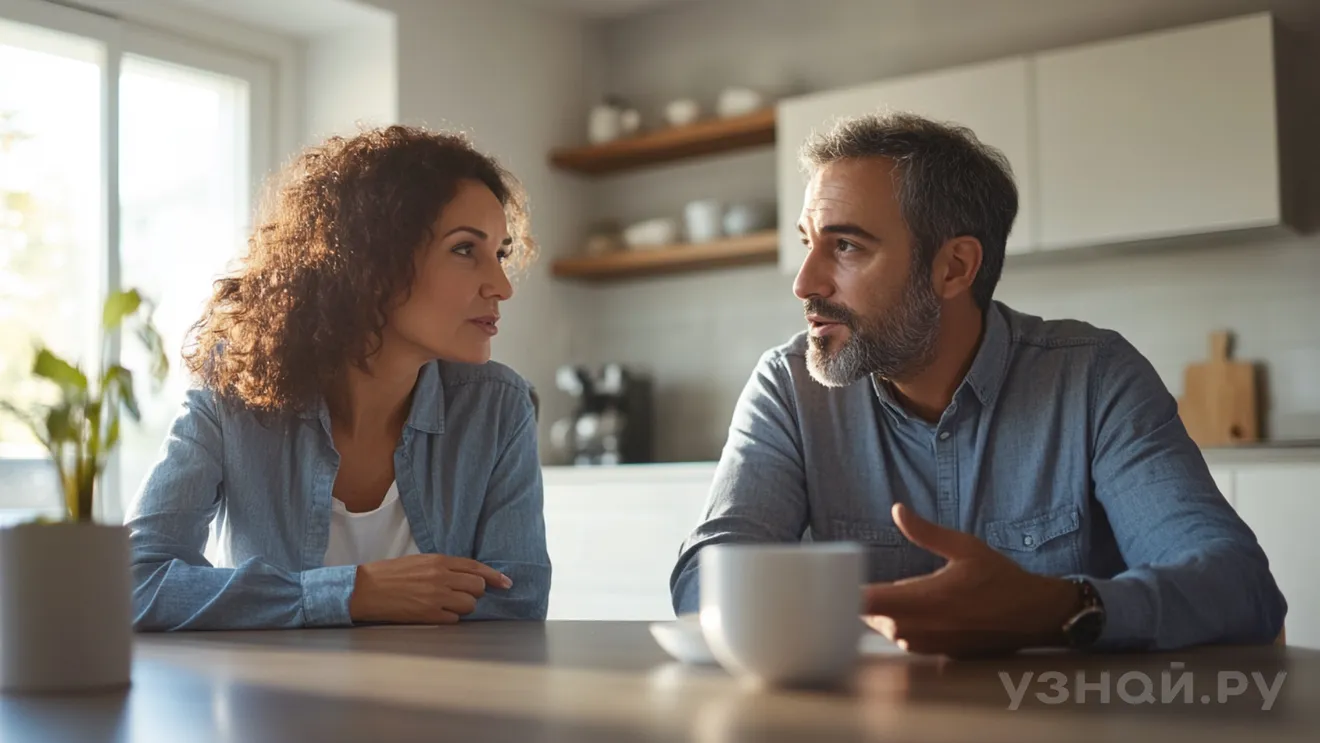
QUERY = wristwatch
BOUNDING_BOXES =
[1061,578,1106,649]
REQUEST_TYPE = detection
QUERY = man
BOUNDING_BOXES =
[669,112,1286,654]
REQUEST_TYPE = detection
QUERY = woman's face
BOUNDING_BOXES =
[384,179,515,365]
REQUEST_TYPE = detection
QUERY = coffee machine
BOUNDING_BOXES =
[549,363,653,466]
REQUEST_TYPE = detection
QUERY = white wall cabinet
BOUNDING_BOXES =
[1231,464,1320,649]
[775,12,1294,269]
[776,56,1037,273]
[1034,13,1284,251]
[542,464,713,620]
[1209,466,1236,507]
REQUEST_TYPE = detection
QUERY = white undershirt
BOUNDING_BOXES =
[323,481,421,566]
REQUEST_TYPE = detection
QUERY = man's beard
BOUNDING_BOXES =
[805,271,942,388]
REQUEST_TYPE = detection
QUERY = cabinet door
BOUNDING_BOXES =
[776,56,1036,274]
[542,467,713,620]
[1209,466,1235,508]
[1034,13,1281,251]
[1233,464,1320,649]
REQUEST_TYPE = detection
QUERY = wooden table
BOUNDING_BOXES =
[1,622,1317,742]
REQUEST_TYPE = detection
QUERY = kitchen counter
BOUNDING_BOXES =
[541,461,717,484]
[1199,442,1320,467]
[543,443,1320,477]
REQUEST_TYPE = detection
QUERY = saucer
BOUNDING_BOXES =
[649,615,908,665]
[648,614,717,666]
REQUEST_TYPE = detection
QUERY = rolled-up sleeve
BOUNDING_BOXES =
[126,389,356,631]
[467,393,552,620]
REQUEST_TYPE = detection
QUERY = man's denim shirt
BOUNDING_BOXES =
[127,360,550,630]
[671,301,1286,650]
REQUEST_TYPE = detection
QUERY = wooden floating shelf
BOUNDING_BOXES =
[551,230,779,281]
[549,108,776,176]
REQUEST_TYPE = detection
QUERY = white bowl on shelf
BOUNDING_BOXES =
[623,217,679,250]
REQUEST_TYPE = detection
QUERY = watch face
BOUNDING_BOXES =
[1067,608,1105,648]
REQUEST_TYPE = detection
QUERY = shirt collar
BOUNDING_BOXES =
[296,361,446,435]
[403,362,445,434]
[870,374,913,423]
[962,301,1011,410]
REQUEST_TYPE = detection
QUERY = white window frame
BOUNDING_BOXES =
[0,0,276,518]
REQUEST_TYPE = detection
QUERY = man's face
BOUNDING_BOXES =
[793,158,942,387]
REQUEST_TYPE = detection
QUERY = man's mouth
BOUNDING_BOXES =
[806,314,847,337]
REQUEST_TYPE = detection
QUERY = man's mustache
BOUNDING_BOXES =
[804,298,856,327]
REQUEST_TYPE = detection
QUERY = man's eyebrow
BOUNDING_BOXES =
[821,223,879,241]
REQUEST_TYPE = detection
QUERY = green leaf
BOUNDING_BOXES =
[102,289,142,332]
[103,364,140,421]
[134,323,169,387]
[44,404,74,443]
[104,414,120,453]
[33,349,88,393]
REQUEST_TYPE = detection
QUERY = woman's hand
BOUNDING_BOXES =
[348,554,513,625]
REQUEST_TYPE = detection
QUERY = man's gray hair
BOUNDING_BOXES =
[800,112,1018,311]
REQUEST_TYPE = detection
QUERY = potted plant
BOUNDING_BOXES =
[0,288,166,693]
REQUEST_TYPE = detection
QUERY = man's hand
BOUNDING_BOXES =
[862,503,1080,657]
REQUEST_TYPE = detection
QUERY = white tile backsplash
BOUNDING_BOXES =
[567,233,1320,462]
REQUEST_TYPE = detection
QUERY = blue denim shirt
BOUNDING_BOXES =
[126,359,550,631]
[671,301,1286,650]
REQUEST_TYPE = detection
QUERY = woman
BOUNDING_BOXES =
[126,125,550,630]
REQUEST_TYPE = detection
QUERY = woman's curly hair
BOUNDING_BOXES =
[184,125,536,414]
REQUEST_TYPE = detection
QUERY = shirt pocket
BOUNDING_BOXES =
[984,504,1082,576]
[829,518,914,582]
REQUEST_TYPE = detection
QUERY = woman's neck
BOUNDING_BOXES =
[328,347,422,440]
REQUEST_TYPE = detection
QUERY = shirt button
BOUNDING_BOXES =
[938,431,951,441]
[1023,535,1035,547]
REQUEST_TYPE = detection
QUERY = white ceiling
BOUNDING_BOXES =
[160,0,697,36]
[169,0,392,36]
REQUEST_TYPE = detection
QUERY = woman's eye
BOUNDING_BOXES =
[496,248,512,263]
[451,242,474,257]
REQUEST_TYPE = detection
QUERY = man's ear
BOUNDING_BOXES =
[930,236,983,300]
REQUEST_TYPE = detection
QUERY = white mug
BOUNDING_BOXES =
[588,104,621,144]
[699,543,864,688]
[684,199,723,243]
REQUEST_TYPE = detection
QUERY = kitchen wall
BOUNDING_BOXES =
[360,0,604,458]
[567,0,1320,462]
[303,12,397,144]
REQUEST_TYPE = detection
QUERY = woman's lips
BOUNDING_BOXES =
[469,317,499,336]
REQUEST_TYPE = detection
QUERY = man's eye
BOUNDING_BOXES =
[837,240,858,253]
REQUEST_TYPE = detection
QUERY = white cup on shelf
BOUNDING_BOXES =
[684,199,724,244]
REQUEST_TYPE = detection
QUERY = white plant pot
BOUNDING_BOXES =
[0,522,132,693]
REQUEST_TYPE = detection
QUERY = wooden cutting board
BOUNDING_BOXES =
[1177,330,1259,447]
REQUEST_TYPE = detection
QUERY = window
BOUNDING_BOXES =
[0,0,272,522]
